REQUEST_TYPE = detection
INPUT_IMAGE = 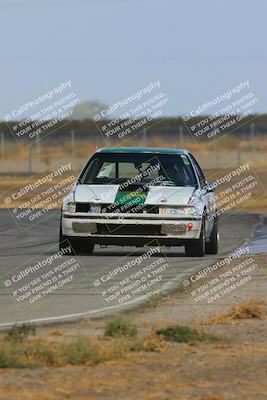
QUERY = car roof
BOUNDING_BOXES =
[96,147,190,155]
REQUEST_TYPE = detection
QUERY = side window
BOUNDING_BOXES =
[190,155,206,187]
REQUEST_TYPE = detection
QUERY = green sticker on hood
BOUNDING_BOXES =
[115,190,147,206]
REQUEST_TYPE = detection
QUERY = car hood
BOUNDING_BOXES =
[74,184,196,206]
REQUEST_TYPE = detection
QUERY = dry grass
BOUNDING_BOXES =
[49,329,64,337]
[129,332,166,352]
[0,284,266,398]
[0,318,224,369]
[1,136,267,162]
[104,315,138,338]
[0,335,122,368]
[203,299,267,325]
[1,140,97,161]
[0,328,167,369]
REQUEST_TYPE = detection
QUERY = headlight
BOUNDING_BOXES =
[66,202,76,213]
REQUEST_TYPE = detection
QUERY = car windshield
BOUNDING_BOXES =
[79,153,198,187]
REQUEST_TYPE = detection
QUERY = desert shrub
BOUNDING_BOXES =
[105,315,138,338]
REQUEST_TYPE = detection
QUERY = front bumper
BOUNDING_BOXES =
[62,212,202,244]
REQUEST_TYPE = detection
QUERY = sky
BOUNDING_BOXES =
[0,0,266,118]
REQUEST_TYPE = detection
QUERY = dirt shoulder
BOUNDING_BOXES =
[0,251,267,400]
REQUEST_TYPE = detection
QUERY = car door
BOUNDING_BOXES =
[189,154,215,237]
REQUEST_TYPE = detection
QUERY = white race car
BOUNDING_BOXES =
[60,147,219,257]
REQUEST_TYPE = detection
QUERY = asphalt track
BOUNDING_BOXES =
[0,209,261,328]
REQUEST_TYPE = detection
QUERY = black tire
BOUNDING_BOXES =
[59,220,94,255]
[205,217,219,254]
[185,219,205,257]
[70,241,95,255]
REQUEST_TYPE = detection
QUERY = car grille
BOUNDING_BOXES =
[101,204,159,214]
[96,224,162,236]
[76,203,90,213]
[75,203,159,214]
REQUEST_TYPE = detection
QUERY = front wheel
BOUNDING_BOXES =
[205,216,219,254]
[185,219,205,257]
[59,222,94,255]
[69,241,95,255]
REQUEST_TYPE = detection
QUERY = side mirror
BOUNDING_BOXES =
[205,182,217,193]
